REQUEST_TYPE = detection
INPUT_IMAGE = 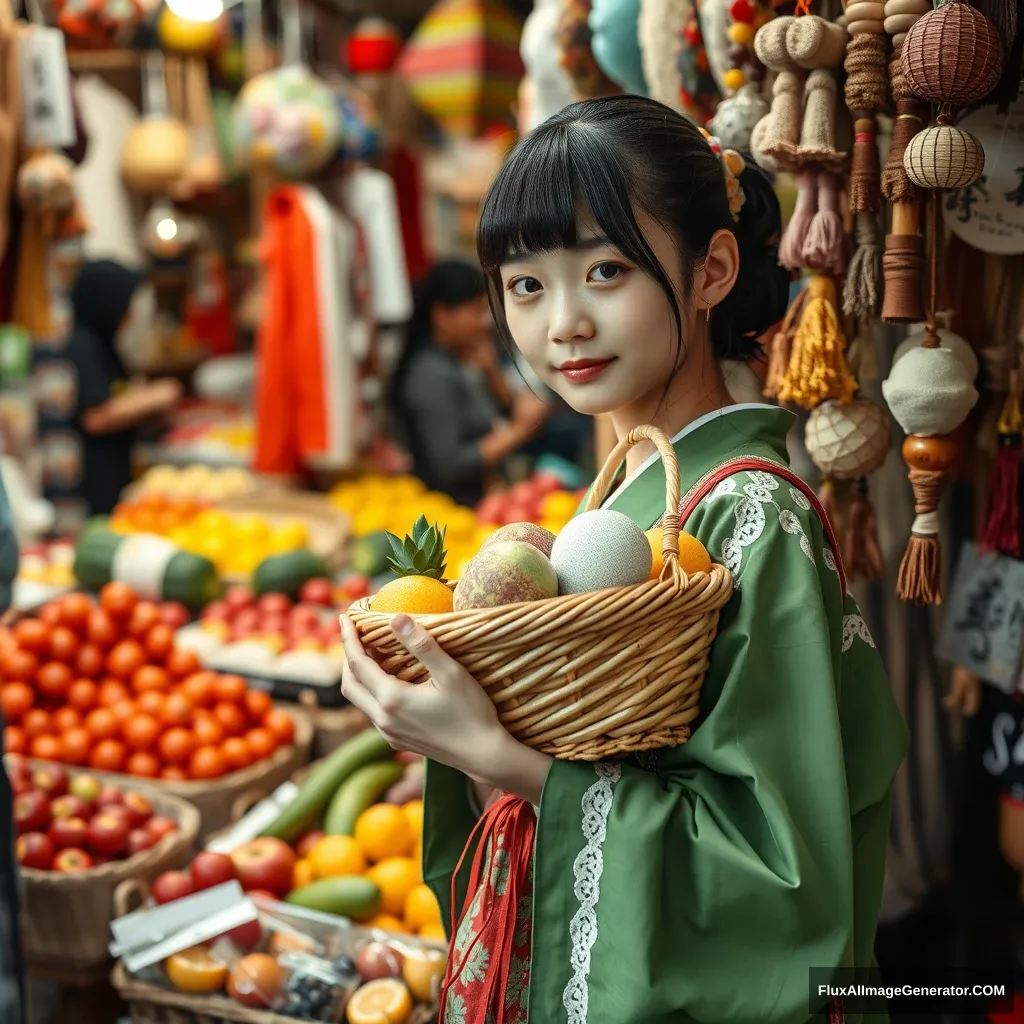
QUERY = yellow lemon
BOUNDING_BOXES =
[402,800,423,841]
[309,835,367,879]
[366,856,420,916]
[354,804,415,862]
[403,883,442,932]
[232,514,271,545]
[269,520,309,552]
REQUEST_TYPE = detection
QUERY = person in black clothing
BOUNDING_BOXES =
[35,260,182,524]
[390,259,548,508]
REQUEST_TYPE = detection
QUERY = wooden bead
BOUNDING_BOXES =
[845,2,884,21]
[883,12,920,33]
[728,22,756,44]
[723,67,747,89]
[902,433,960,473]
[847,19,885,34]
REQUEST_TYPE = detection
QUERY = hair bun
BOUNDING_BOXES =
[711,159,791,362]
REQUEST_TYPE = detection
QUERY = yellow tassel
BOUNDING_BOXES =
[777,274,858,410]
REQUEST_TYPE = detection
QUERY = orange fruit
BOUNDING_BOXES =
[402,800,423,841]
[166,946,228,994]
[3,726,26,755]
[293,859,315,889]
[403,883,442,933]
[364,912,405,933]
[365,857,419,916]
[309,835,367,879]
[402,948,446,1002]
[369,576,453,614]
[646,528,711,578]
[418,922,447,942]
[354,805,415,863]
[345,978,413,1024]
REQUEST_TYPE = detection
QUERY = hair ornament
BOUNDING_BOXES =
[699,127,746,221]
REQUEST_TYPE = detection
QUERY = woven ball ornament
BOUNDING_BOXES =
[805,398,891,480]
[900,0,1003,106]
[882,346,978,437]
[903,124,985,190]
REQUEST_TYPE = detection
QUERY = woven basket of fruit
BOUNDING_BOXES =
[348,425,734,761]
[9,759,200,971]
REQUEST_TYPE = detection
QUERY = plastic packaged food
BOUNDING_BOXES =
[274,950,359,1021]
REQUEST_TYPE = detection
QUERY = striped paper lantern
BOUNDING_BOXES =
[397,0,525,137]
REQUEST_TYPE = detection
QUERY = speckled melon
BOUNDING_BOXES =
[550,509,652,594]
[481,522,556,557]
[453,542,558,610]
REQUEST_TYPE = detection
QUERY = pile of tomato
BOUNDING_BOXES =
[0,584,297,782]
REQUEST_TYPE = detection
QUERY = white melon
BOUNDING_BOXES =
[549,509,652,594]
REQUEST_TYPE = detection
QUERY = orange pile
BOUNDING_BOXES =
[0,585,296,781]
[108,494,208,537]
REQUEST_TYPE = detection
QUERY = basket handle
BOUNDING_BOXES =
[582,424,682,569]
[113,878,150,918]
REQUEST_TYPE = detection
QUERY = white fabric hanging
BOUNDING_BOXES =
[340,166,413,326]
[72,75,143,269]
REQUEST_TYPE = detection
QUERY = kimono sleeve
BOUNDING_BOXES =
[526,472,901,1024]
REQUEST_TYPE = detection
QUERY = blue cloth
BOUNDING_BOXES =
[588,0,648,96]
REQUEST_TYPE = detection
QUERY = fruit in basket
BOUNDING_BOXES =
[190,850,236,890]
[295,829,325,859]
[402,948,446,1002]
[482,521,557,557]
[230,837,296,896]
[403,884,442,933]
[356,941,405,982]
[285,876,382,919]
[370,517,453,614]
[365,857,419,917]
[49,816,89,851]
[227,952,284,1008]
[68,774,101,805]
[166,946,230,994]
[123,792,154,828]
[16,832,54,869]
[14,790,51,834]
[127,828,159,855]
[353,804,415,863]
[51,794,91,820]
[53,847,93,871]
[452,541,559,611]
[88,811,131,855]
[153,869,195,904]
[31,764,69,799]
[346,977,413,1024]
[308,835,367,879]
[550,509,653,594]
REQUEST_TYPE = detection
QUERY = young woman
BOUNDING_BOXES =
[341,96,908,1023]
[391,258,548,507]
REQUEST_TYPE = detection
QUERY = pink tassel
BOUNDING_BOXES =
[779,171,817,272]
[802,172,845,276]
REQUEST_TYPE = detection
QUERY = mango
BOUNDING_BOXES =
[453,542,559,610]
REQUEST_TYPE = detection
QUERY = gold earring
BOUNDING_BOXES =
[706,302,712,324]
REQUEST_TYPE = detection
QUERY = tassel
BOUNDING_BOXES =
[763,289,807,400]
[896,466,944,604]
[980,391,1023,557]
[845,478,885,582]
[777,275,858,411]
[849,117,881,216]
[844,32,889,113]
[802,172,845,276]
[881,58,923,205]
[843,212,881,317]
[779,171,817,271]
[846,320,880,383]
[818,478,843,537]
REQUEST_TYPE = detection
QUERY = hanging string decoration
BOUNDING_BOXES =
[980,378,1023,558]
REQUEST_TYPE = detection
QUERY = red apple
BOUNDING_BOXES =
[49,816,89,851]
[122,792,153,829]
[290,604,322,632]
[223,919,263,950]
[95,785,125,809]
[201,600,231,622]
[16,831,54,869]
[159,602,191,630]
[152,869,194,904]
[232,608,261,637]
[51,794,91,820]
[31,764,68,799]
[295,830,325,860]
[127,828,158,856]
[10,774,33,796]
[230,838,296,897]
[88,811,130,855]
[14,791,51,835]
[190,850,236,891]
[147,816,178,841]
[257,594,291,617]
[299,578,334,606]
[68,774,101,806]
[224,586,256,614]
[54,848,93,872]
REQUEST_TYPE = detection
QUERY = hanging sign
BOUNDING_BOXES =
[944,93,1024,255]
[938,542,1024,692]
[19,28,75,150]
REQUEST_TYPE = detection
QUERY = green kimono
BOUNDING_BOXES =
[424,405,909,1023]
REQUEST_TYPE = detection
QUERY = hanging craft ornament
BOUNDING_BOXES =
[980,377,1023,558]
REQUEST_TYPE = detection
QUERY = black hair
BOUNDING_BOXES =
[476,95,791,369]
[390,258,487,404]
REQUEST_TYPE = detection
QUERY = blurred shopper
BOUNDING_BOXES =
[391,258,547,506]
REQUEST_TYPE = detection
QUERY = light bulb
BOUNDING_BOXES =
[156,217,179,241]
[165,0,224,22]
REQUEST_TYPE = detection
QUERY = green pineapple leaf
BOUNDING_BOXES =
[383,518,448,579]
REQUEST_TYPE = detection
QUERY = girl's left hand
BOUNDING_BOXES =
[339,613,510,783]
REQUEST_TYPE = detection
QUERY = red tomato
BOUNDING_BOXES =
[60,594,94,632]
[161,693,193,729]
[246,728,277,762]
[193,713,224,747]
[165,648,201,680]
[106,641,146,682]
[31,735,62,761]
[99,583,137,620]
[59,728,91,765]
[222,736,253,771]
[144,624,175,664]
[22,709,51,739]
[109,700,136,726]
[2,649,38,684]
[0,683,34,723]
[189,746,227,780]
[13,620,49,655]
[123,714,161,751]
[158,728,195,765]
[48,627,79,665]
[181,672,218,709]
[160,765,188,782]
[243,689,272,724]
[126,752,160,778]
[74,644,105,680]
[86,609,118,650]
[89,739,126,773]
[213,702,246,738]
[36,663,73,702]
[85,708,120,741]
[215,675,247,705]
[67,679,98,713]
[98,679,131,707]
[38,604,63,627]
[132,666,170,694]
[127,602,161,641]
[52,707,81,733]
[4,726,27,755]
[136,691,165,718]
[263,709,295,746]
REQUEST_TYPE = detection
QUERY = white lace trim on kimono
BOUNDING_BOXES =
[704,471,816,583]
[563,763,621,1024]
[842,614,877,652]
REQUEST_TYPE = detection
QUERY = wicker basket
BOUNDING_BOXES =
[348,425,734,761]
[72,709,313,840]
[20,777,200,971]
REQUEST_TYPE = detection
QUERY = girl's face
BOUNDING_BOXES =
[499,215,696,419]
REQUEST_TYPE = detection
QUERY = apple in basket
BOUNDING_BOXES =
[14,791,51,835]
[49,816,89,851]
[31,764,68,799]
[230,838,296,897]
[16,832,54,870]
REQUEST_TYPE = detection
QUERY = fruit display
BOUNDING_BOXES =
[131,464,260,502]
[158,415,255,464]
[107,496,314,580]
[6,756,179,871]
[0,584,300,782]
[174,582,344,685]
[17,540,76,592]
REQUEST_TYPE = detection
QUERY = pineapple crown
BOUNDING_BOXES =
[385,515,448,579]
